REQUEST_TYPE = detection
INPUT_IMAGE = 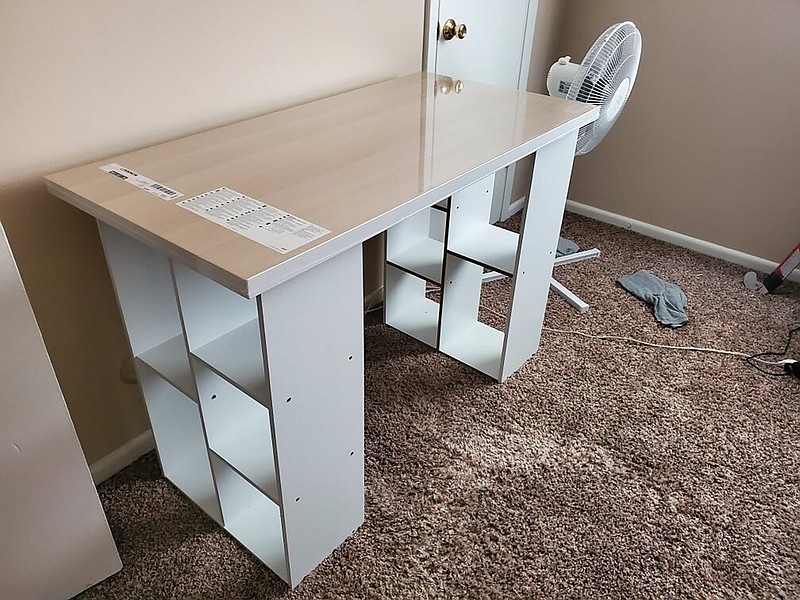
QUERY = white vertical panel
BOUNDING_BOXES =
[259,245,364,587]
[0,222,121,599]
[429,207,447,241]
[501,130,578,380]
[446,174,495,247]
[439,255,484,349]
[98,222,182,356]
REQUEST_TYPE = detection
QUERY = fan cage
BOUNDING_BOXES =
[567,21,642,155]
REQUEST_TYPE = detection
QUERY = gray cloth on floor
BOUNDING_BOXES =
[618,270,689,328]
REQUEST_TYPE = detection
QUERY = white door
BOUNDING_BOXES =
[424,0,539,222]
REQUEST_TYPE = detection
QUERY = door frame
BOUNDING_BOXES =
[423,0,540,221]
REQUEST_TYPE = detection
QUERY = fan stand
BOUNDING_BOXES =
[550,247,600,313]
[482,245,600,313]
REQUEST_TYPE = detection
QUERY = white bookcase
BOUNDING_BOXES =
[98,223,365,588]
[386,174,517,380]
[385,129,575,383]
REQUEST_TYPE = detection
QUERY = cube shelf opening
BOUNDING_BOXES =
[195,360,279,503]
[211,454,288,582]
[136,361,221,523]
[384,265,440,348]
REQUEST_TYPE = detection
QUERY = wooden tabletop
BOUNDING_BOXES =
[45,72,598,298]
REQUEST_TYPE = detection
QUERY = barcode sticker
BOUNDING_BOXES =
[178,187,330,254]
[100,163,183,200]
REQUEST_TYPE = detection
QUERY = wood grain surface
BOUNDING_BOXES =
[46,72,596,297]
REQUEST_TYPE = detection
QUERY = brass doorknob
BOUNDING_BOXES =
[441,19,467,41]
[436,76,465,95]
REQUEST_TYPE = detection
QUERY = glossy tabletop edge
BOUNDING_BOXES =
[44,72,598,298]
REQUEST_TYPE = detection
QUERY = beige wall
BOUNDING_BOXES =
[527,0,566,94]
[10,0,793,464]
[0,1,422,463]
[558,0,799,262]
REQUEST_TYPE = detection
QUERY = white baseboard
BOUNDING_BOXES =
[89,429,155,485]
[565,200,800,282]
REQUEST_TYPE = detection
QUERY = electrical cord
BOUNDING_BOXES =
[481,303,794,371]
[421,285,797,375]
[745,326,800,377]
[541,326,764,359]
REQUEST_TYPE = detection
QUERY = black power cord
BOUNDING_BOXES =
[785,360,800,378]
[747,326,800,377]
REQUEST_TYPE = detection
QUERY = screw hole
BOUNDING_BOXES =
[211,394,217,400]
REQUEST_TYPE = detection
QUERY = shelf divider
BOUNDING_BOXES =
[447,225,518,276]
[138,334,196,400]
[387,237,444,284]
[191,319,269,406]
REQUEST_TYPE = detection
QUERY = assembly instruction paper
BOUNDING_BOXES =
[100,163,183,200]
[178,187,330,254]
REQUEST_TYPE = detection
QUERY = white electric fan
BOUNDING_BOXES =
[546,21,642,312]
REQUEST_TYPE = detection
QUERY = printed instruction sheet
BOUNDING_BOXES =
[178,187,330,254]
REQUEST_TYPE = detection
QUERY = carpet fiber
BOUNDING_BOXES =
[77,213,799,599]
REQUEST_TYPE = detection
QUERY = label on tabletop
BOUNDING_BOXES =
[100,163,183,200]
[178,187,331,254]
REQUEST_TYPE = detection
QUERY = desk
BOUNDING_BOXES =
[45,72,597,587]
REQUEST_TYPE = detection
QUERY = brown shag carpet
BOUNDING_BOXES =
[77,213,799,599]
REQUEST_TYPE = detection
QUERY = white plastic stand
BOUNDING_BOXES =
[482,247,600,313]
[550,247,601,313]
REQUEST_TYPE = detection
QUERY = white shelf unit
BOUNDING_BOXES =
[383,172,539,381]
[98,224,217,517]
[439,174,516,380]
[385,174,519,380]
[99,225,365,589]
[385,132,582,381]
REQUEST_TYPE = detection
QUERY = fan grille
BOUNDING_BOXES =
[567,22,642,155]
